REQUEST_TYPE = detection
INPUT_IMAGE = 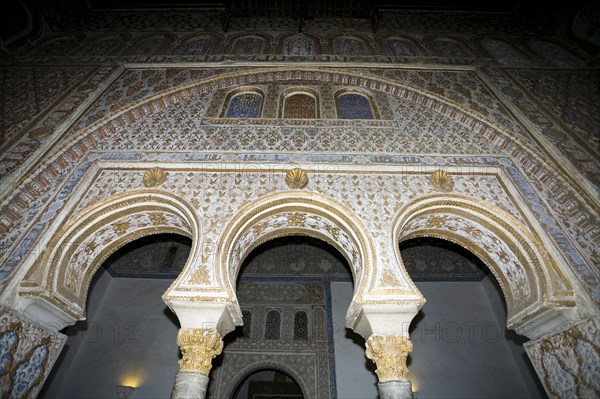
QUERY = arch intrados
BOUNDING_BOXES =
[225,362,310,399]
[399,232,511,306]
[219,195,371,286]
[216,191,375,324]
[19,190,200,322]
[392,194,557,330]
[235,230,353,279]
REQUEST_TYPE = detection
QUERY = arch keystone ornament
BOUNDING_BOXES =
[142,167,167,187]
[430,169,454,192]
[285,168,308,189]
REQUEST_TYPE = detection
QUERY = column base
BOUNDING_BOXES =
[171,371,209,399]
[378,380,414,399]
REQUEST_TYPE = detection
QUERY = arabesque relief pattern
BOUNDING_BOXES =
[0,68,596,297]
[1,7,598,397]
[19,191,198,320]
[74,169,523,296]
[1,69,597,310]
[13,165,577,331]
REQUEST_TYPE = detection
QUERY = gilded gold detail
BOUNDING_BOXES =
[380,268,401,287]
[142,167,167,187]
[288,212,307,227]
[365,335,413,382]
[177,328,223,375]
[149,212,168,225]
[430,169,454,192]
[426,215,447,228]
[189,266,210,285]
[463,225,483,239]
[113,220,131,235]
[252,221,269,236]
[285,168,309,189]
[323,224,340,241]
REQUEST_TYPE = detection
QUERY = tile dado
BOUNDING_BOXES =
[525,317,600,399]
[0,306,66,399]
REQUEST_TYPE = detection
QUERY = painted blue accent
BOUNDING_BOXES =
[0,331,18,375]
[3,151,596,303]
[225,93,263,118]
[337,94,374,120]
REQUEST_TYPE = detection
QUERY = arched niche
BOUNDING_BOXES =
[392,194,577,337]
[221,87,265,118]
[17,190,200,328]
[164,191,378,329]
[225,362,310,399]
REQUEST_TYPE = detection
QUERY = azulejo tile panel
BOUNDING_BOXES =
[524,317,600,399]
[0,306,66,399]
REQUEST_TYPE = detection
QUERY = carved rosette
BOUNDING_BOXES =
[365,335,413,382]
[177,328,223,375]
[285,168,308,189]
[142,167,167,187]
[430,169,454,192]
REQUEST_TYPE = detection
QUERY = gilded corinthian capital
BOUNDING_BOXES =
[177,328,223,375]
[365,335,413,382]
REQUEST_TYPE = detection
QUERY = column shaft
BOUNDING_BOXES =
[171,372,209,399]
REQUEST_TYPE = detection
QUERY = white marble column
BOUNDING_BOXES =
[171,328,223,399]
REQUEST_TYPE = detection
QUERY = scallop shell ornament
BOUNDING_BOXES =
[143,167,167,187]
[430,169,454,192]
[285,168,308,189]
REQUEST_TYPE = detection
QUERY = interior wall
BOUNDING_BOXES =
[39,269,179,399]
[41,272,545,399]
[332,280,547,399]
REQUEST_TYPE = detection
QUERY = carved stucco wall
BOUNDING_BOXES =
[0,6,598,398]
[0,66,596,314]
[209,280,333,399]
